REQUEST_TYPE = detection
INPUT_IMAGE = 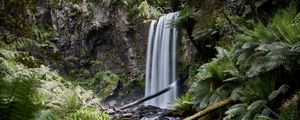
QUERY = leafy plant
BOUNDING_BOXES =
[0,57,42,120]
[138,1,161,19]
[92,71,120,99]
[232,5,300,77]
[191,47,240,113]
[225,76,289,120]
[35,110,62,120]
[173,93,196,117]
[66,108,110,120]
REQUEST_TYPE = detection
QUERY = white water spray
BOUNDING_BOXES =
[145,12,179,108]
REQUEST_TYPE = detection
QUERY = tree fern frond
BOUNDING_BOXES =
[247,100,266,111]
[215,47,229,58]
[241,111,253,120]
[291,42,300,52]
[224,103,248,120]
[241,41,260,49]
[268,84,289,101]
[198,92,212,110]
[207,63,225,81]
[208,92,221,106]
[231,87,245,101]
[1,35,36,50]
[0,49,20,60]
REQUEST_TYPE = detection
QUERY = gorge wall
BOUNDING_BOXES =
[26,0,197,104]
[48,0,144,77]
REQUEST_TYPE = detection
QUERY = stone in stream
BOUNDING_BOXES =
[110,105,180,120]
[108,100,117,106]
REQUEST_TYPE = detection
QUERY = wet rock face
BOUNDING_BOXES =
[32,0,197,105]
[46,0,148,77]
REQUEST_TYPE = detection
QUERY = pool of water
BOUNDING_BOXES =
[141,116,181,120]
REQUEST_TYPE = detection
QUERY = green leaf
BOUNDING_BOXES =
[268,90,280,101]
[242,111,253,120]
[247,100,266,111]
[231,87,244,101]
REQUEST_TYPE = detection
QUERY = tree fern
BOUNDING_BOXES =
[225,76,288,120]
[231,5,300,78]
[191,47,241,111]
[224,103,250,120]
[173,93,196,116]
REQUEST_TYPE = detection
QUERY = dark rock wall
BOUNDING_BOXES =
[47,0,147,77]
[20,0,197,103]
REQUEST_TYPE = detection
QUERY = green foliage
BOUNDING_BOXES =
[186,4,300,119]
[225,76,289,120]
[173,93,196,116]
[35,110,62,120]
[92,71,120,99]
[231,6,300,77]
[0,48,107,119]
[0,0,37,37]
[270,5,300,44]
[138,1,161,19]
[191,47,240,112]
[0,35,36,50]
[125,0,161,23]
[66,108,110,120]
[63,93,81,112]
[0,57,40,120]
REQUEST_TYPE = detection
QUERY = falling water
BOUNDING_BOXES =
[145,12,179,108]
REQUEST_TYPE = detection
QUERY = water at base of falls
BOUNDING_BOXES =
[141,116,181,120]
[144,12,179,108]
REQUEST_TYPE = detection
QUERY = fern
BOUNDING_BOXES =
[225,76,288,120]
[0,57,40,120]
[66,108,110,120]
[270,5,300,44]
[35,110,62,120]
[63,93,81,113]
[231,5,300,78]
[173,93,196,116]
[224,103,248,120]
[138,1,161,19]
[0,35,36,50]
[191,47,241,111]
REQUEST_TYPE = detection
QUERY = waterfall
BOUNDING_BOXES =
[145,12,179,108]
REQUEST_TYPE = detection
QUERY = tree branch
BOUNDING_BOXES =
[183,98,233,120]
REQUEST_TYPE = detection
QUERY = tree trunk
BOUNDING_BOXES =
[183,98,233,120]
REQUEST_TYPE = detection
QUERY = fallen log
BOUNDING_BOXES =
[119,81,176,110]
[119,75,188,110]
[183,98,233,120]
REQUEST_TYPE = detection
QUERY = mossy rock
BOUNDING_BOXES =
[93,71,120,99]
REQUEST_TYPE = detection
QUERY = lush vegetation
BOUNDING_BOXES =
[0,35,109,119]
[0,0,109,119]
[172,0,300,119]
[2,0,300,120]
